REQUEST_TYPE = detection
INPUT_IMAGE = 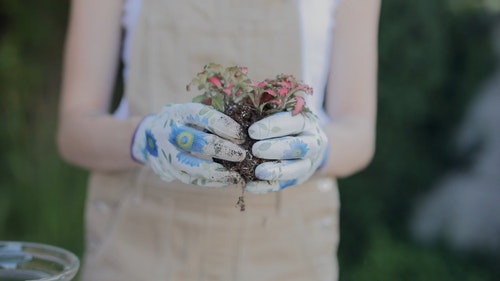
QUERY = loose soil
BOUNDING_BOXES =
[216,103,266,182]
[214,102,268,211]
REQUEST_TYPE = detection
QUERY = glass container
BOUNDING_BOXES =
[0,241,79,281]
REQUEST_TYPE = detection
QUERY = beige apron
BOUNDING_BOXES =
[81,0,340,280]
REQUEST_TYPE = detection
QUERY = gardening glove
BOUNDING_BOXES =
[245,111,329,194]
[131,103,246,187]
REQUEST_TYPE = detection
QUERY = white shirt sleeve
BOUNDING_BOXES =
[299,0,339,124]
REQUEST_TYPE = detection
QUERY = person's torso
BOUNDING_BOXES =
[117,0,338,122]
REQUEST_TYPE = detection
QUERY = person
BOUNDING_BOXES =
[57,0,380,280]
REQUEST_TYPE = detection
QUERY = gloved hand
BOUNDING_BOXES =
[131,103,246,187]
[245,111,329,194]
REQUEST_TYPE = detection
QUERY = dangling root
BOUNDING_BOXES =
[236,196,245,212]
[235,184,246,212]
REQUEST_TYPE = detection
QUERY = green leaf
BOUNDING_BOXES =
[192,94,208,103]
[211,95,225,112]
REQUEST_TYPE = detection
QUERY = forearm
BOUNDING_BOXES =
[57,0,132,171]
[320,0,380,178]
[57,113,143,171]
[320,118,376,178]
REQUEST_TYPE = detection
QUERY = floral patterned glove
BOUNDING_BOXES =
[131,103,246,187]
[245,111,329,194]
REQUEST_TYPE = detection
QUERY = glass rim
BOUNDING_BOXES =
[0,241,80,281]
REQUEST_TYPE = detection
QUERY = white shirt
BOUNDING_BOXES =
[116,0,340,123]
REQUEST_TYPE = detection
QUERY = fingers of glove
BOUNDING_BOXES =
[151,152,241,187]
[254,159,313,181]
[170,151,243,186]
[150,154,243,187]
[175,170,243,187]
[203,134,246,161]
[252,135,322,160]
[169,125,245,161]
[248,111,306,140]
[173,103,245,143]
[245,179,299,194]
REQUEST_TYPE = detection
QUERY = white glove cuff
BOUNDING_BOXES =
[131,115,156,163]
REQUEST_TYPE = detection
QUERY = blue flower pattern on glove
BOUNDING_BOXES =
[282,139,309,159]
[131,103,246,188]
[245,111,329,194]
[169,124,209,153]
[145,129,158,157]
[176,152,204,167]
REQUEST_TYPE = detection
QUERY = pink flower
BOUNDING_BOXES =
[280,81,292,89]
[208,76,222,88]
[223,83,234,96]
[257,80,268,88]
[292,96,305,116]
[277,87,289,97]
[189,63,313,116]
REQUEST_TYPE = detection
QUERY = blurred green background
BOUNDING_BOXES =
[1,0,499,280]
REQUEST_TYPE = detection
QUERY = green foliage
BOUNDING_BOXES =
[188,63,313,116]
[344,228,494,281]
[0,0,87,258]
[448,0,500,13]
[338,0,498,280]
